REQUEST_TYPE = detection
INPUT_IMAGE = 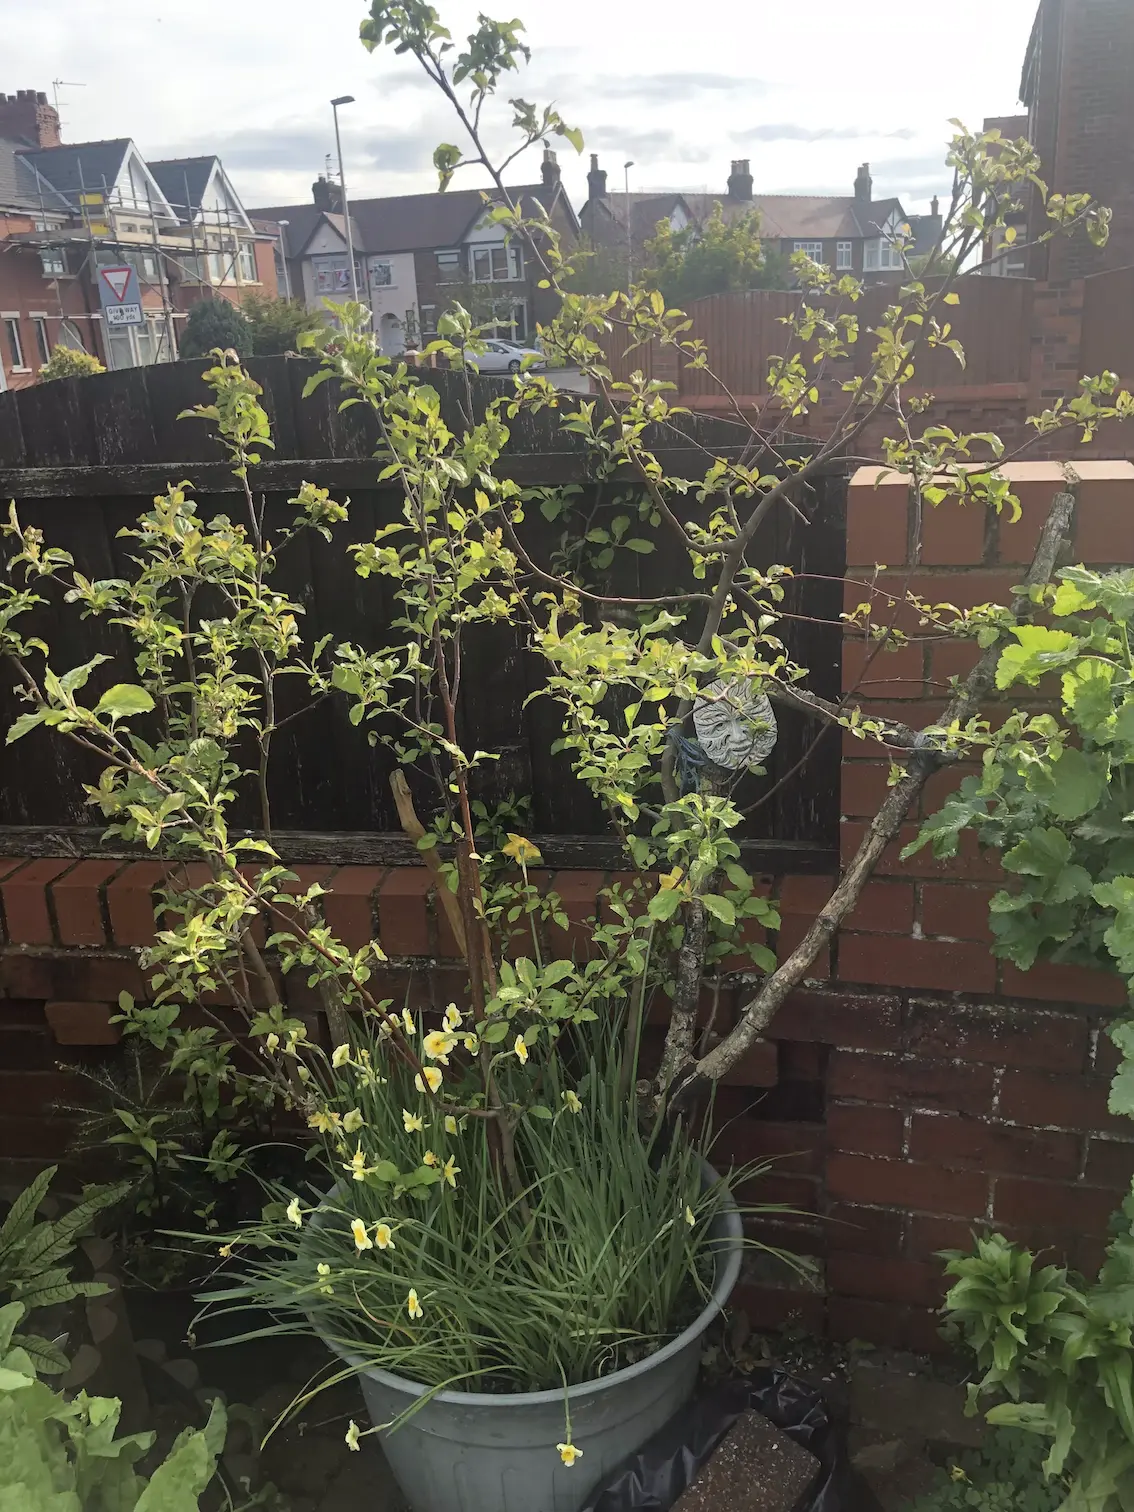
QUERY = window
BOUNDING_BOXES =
[313,254,351,293]
[836,240,853,270]
[369,259,393,287]
[471,244,523,282]
[237,243,257,282]
[33,317,50,364]
[793,240,825,262]
[2,316,25,370]
[865,238,903,272]
[435,249,462,282]
[483,300,527,341]
[420,304,438,336]
[39,248,66,277]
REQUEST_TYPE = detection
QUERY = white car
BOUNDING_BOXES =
[467,339,546,374]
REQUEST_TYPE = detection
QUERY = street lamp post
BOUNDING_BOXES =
[624,160,635,289]
[331,95,360,301]
[276,219,293,302]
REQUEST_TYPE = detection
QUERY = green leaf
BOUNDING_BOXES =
[647,887,682,922]
[1027,747,1108,821]
[5,711,47,744]
[702,894,736,926]
[95,684,156,720]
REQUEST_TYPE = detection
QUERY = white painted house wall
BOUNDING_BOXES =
[300,223,419,352]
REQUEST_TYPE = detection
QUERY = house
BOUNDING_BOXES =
[580,156,934,280]
[981,115,1031,278]
[0,88,276,387]
[251,147,579,354]
[992,0,1134,281]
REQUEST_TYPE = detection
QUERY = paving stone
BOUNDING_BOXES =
[672,1409,819,1512]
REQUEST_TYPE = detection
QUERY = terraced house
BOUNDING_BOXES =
[0,88,276,385]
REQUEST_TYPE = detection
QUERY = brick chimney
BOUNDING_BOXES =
[931,194,940,217]
[0,89,62,149]
[587,153,608,201]
[312,175,342,213]
[727,158,753,200]
[854,163,873,203]
[541,145,561,189]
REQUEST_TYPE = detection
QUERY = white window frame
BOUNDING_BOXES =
[369,258,394,288]
[836,240,853,270]
[32,315,51,364]
[2,315,26,371]
[39,247,66,277]
[420,304,438,335]
[471,244,523,283]
[794,240,825,262]
[313,253,351,293]
[237,242,257,283]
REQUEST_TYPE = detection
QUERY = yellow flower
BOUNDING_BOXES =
[514,1035,529,1066]
[415,1067,443,1095]
[403,1109,424,1133]
[502,833,543,866]
[343,1108,365,1133]
[443,1004,463,1032]
[444,1115,458,1135]
[557,1443,583,1467]
[351,1218,373,1253]
[406,1288,423,1320]
[422,1150,438,1167]
[265,1033,280,1052]
[464,1033,479,1055]
[296,1063,311,1083]
[317,1262,332,1276]
[218,1243,233,1258]
[402,1007,416,1036]
[563,1090,582,1114]
[685,1205,696,1227]
[346,1145,372,1182]
[286,1198,303,1228]
[375,1222,395,1250]
[658,866,685,892]
[331,1043,351,1068]
[345,1420,361,1452]
[423,1030,456,1064]
[443,1156,460,1188]
[307,1110,342,1134]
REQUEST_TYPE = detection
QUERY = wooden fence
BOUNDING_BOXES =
[0,356,846,871]
[605,275,1036,397]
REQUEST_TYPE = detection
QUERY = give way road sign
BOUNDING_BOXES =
[97,264,145,327]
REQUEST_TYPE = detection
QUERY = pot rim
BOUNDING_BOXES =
[313,1158,742,1409]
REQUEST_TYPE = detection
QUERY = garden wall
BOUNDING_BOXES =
[0,456,1132,1353]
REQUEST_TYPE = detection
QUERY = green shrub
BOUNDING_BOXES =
[178,299,250,359]
[36,348,104,383]
[0,1301,225,1510]
[906,1429,1064,1512]
[0,1167,127,1376]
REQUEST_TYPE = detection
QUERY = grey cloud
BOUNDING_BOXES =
[545,71,767,103]
[586,125,713,163]
[734,124,918,143]
[166,121,444,180]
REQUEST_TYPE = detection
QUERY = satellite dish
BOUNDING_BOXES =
[692,679,778,772]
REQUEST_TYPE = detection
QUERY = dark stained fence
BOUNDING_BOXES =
[603,276,1035,397]
[0,356,845,869]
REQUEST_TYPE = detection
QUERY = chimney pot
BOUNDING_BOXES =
[541,144,561,188]
[587,153,608,201]
[727,157,753,200]
[854,162,873,203]
[930,194,940,217]
[0,86,61,147]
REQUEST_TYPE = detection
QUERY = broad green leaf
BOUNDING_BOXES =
[95,685,155,721]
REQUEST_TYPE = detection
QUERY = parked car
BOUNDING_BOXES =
[467,339,546,374]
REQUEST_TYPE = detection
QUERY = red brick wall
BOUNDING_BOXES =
[0,226,102,388]
[1,458,1132,1348]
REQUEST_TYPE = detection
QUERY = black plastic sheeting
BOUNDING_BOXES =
[582,1368,863,1512]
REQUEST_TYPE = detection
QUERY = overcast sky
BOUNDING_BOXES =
[6,0,1038,216]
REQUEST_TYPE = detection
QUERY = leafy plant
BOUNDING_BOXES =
[36,347,105,383]
[0,1168,127,1376]
[239,292,327,356]
[905,1429,1065,1512]
[641,202,793,303]
[0,1301,225,1510]
[178,300,251,360]
[0,0,1130,1475]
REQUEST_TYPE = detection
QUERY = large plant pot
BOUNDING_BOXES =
[316,1163,742,1512]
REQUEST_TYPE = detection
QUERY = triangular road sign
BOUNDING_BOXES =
[100,267,132,302]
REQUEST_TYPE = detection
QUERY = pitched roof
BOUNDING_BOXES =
[587,190,906,245]
[20,139,132,208]
[147,155,215,216]
[0,136,71,215]
[249,180,574,256]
